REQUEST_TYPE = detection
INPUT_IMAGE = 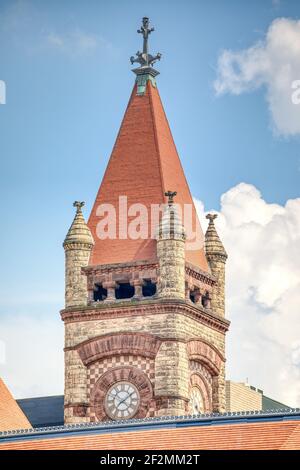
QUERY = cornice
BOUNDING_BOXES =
[60,298,230,333]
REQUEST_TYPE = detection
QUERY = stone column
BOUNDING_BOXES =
[155,341,189,416]
[185,282,192,301]
[156,193,186,299]
[193,289,202,305]
[130,279,144,300]
[88,289,95,303]
[64,349,89,424]
[103,281,117,301]
[212,362,226,413]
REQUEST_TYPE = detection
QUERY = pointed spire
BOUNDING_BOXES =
[205,214,227,259]
[88,79,209,270]
[63,202,94,248]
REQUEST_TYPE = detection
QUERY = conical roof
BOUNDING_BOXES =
[88,79,209,271]
[205,214,227,258]
[64,202,94,247]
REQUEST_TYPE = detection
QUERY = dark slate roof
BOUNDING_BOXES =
[262,395,291,411]
[17,395,64,428]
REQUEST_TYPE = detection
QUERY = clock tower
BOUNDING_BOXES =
[61,18,229,424]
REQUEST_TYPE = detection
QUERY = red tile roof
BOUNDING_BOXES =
[1,418,299,450]
[0,379,32,432]
[88,80,209,271]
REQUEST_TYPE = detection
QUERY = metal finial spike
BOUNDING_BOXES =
[131,17,161,69]
[206,213,218,223]
[138,17,154,55]
[165,190,177,205]
[73,201,85,213]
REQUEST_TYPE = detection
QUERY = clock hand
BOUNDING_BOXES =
[117,391,136,407]
[108,393,121,402]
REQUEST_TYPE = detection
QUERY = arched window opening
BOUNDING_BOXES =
[142,279,156,297]
[94,284,107,302]
[115,282,134,300]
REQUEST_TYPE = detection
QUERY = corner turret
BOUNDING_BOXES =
[63,202,94,308]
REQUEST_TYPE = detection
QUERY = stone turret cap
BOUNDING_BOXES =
[63,201,94,248]
[205,213,227,258]
[156,192,186,241]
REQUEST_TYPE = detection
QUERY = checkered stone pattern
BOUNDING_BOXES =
[87,355,156,422]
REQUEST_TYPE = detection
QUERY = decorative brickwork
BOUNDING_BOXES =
[187,339,224,374]
[76,332,161,366]
[90,366,155,421]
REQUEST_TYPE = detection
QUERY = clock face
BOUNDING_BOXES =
[190,387,204,415]
[105,381,140,420]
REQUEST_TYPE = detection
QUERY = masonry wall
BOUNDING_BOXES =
[63,302,227,423]
[225,381,262,412]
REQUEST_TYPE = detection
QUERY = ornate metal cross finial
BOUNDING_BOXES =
[165,190,177,205]
[206,213,218,223]
[73,201,85,213]
[130,17,161,69]
[138,17,153,56]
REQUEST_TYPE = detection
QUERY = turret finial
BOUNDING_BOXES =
[206,213,218,223]
[73,201,85,213]
[165,190,177,206]
[130,17,161,72]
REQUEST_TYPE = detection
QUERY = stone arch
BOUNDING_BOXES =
[187,339,224,376]
[90,366,154,421]
[76,332,162,366]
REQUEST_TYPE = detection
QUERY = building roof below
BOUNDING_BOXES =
[0,379,32,432]
[0,409,299,450]
[17,395,64,428]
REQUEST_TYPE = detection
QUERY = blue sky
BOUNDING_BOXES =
[0,0,300,402]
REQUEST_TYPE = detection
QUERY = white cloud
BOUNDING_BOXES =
[195,182,300,407]
[46,30,111,57]
[214,18,300,136]
[0,1,114,58]
[0,312,64,398]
